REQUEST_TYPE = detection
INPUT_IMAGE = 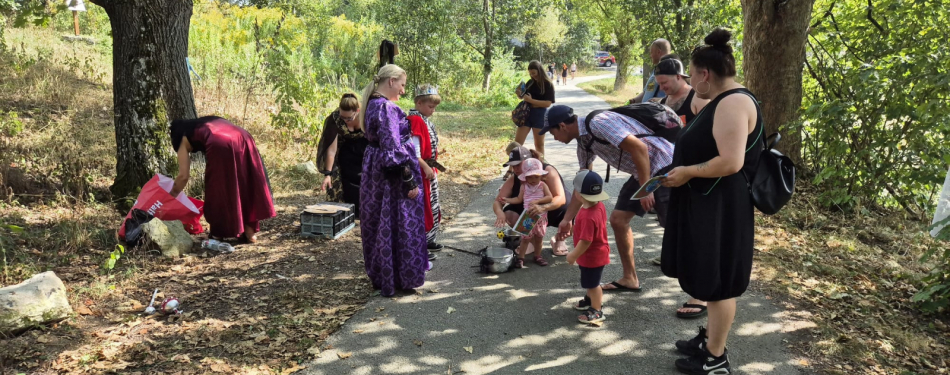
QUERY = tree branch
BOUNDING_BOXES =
[810,0,837,29]
[866,0,887,35]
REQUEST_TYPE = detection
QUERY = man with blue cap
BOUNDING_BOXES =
[542,103,679,292]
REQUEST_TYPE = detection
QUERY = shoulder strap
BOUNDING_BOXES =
[583,110,611,149]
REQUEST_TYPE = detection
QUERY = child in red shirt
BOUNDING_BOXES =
[567,170,611,323]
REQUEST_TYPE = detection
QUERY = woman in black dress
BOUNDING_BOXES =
[659,28,764,374]
[514,60,555,156]
[316,93,369,216]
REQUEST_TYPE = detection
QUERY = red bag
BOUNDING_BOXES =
[117,174,204,241]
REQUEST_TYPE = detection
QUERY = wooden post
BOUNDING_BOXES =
[73,11,80,36]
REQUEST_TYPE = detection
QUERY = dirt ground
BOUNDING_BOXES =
[0,176,486,374]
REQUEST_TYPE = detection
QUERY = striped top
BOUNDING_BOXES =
[576,111,674,181]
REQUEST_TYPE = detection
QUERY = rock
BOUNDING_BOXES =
[295,161,319,175]
[142,218,194,257]
[0,271,73,334]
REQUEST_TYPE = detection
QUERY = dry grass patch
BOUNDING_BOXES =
[577,76,644,107]
[751,184,950,374]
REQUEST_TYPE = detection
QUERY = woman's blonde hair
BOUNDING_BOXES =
[359,64,407,126]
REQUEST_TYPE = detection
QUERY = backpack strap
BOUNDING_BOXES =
[583,110,617,182]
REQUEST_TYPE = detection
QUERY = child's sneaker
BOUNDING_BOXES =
[577,307,605,324]
[676,326,708,357]
[573,296,591,311]
[674,347,730,374]
[512,258,525,269]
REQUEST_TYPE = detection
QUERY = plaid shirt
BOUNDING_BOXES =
[576,111,674,182]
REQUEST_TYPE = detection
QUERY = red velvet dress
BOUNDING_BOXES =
[189,118,276,238]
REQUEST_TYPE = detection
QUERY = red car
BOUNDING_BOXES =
[595,51,616,67]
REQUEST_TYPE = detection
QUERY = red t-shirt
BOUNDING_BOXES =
[573,202,610,268]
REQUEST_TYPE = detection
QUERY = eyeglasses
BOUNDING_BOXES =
[341,113,358,121]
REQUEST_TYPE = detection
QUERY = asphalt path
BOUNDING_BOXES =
[303,74,808,375]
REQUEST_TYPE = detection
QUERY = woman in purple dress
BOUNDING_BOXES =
[358,64,429,297]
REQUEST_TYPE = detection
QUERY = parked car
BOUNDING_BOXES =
[594,51,615,67]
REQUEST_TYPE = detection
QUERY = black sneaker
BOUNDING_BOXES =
[427,242,444,252]
[573,296,591,311]
[676,326,708,357]
[428,252,438,261]
[674,347,730,374]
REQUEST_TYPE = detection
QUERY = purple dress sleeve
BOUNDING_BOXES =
[370,98,416,168]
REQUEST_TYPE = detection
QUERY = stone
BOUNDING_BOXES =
[295,161,319,175]
[142,218,194,257]
[0,271,73,334]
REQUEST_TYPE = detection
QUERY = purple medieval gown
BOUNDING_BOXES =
[360,95,428,297]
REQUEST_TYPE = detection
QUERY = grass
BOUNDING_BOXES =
[577,76,645,107]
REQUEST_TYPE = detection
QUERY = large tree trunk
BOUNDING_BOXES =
[613,36,635,92]
[91,0,197,203]
[741,0,815,166]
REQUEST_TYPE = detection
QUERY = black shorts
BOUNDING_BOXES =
[579,265,605,289]
[614,177,670,228]
[503,204,567,228]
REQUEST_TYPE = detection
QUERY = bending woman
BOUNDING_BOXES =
[316,93,368,215]
[170,116,276,243]
[359,64,429,297]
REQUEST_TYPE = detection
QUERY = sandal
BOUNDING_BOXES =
[512,258,525,269]
[533,256,549,267]
[676,303,708,319]
[550,239,569,256]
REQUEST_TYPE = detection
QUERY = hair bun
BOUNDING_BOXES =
[704,28,732,48]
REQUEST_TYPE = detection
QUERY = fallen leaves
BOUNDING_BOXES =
[76,306,94,315]
[446,306,456,314]
[463,346,473,354]
[337,352,353,359]
[413,340,424,347]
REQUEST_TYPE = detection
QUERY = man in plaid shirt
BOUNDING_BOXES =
[542,104,677,292]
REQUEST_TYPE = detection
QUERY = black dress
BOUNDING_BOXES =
[660,88,764,302]
[315,110,369,215]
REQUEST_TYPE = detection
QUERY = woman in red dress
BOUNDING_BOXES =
[169,116,276,243]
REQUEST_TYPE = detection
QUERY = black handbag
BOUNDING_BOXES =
[743,132,795,215]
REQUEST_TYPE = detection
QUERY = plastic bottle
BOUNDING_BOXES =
[201,239,234,254]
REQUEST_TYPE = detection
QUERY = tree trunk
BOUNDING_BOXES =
[481,0,494,91]
[91,0,197,203]
[741,0,815,166]
[613,37,635,92]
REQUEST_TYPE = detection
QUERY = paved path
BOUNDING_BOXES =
[304,75,805,375]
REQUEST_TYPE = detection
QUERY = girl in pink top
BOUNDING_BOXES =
[504,158,553,267]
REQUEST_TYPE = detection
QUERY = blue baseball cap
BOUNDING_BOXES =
[573,170,610,202]
[539,105,574,135]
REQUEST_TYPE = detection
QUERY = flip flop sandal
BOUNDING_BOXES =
[550,239,569,256]
[676,303,708,319]
[600,281,642,292]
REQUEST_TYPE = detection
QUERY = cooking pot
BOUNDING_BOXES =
[481,246,514,273]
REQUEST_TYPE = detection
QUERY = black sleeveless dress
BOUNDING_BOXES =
[660,88,764,302]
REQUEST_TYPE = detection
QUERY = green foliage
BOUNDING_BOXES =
[801,0,950,216]
[102,244,125,271]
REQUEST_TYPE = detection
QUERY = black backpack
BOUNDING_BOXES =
[582,102,682,182]
[743,132,795,215]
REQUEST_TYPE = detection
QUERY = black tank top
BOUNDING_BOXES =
[662,89,697,126]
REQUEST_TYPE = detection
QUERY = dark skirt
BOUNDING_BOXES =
[660,174,755,301]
